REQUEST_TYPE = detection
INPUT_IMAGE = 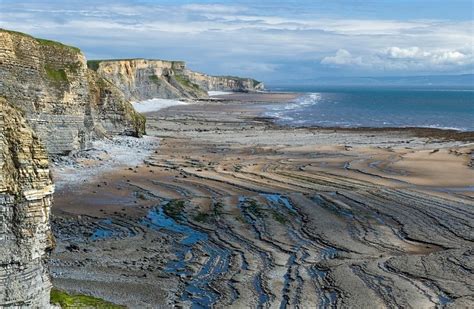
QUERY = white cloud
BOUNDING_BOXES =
[182,4,244,14]
[321,47,474,71]
[321,49,361,65]
[1,1,473,79]
[386,47,428,59]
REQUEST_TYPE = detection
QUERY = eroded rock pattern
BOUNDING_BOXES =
[0,98,54,307]
[50,103,474,308]
[0,29,145,155]
[88,59,264,101]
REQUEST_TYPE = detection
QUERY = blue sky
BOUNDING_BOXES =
[1,0,473,84]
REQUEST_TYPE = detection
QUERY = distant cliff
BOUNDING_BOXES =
[185,71,264,93]
[88,59,264,101]
[0,29,145,155]
[0,98,54,307]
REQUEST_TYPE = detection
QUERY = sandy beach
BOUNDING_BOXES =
[50,93,474,308]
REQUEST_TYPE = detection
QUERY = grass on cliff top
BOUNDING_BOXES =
[87,59,186,71]
[1,28,81,53]
[50,289,125,308]
[36,38,81,53]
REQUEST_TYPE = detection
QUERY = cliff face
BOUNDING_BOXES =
[0,98,54,307]
[0,29,145,155]
[88,59,264,101]
[185,71,264,93]
[89,59,208,101]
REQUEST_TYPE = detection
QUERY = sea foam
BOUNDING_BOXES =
[132,98,188,113]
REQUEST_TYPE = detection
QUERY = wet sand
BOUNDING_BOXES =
[50,93,474,308]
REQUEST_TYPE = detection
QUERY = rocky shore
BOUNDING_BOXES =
[50,93,474,308]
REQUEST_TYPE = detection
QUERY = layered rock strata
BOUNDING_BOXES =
[0,29,145,155]
[0,98,54,307]
[88,59,264,101]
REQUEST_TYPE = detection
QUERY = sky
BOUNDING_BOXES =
[1,0,473,84]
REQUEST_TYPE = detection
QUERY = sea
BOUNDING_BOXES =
[264,86,474,131]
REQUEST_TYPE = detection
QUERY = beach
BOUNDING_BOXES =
[50,93,474,308]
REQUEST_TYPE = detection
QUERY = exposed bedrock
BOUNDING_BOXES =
[88,58,264,101]
[0,98,54,307]
[0,29,145,155]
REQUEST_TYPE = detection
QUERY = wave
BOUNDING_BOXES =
[267,93,321,113]
[132,98,188,113]
[208,91,235,96]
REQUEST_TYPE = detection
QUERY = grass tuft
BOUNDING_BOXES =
[44,65,68,83]
[50,288,124,308]
[163,200,186,221]
[175,74,201,90]
[149,74,161,84]
[194,212,211,223]
[271,211,288,224]
[246,200,265,218]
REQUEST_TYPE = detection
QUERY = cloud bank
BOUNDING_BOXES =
[1,0,472,83]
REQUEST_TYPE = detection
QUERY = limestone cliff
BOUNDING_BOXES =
[88,59,264,101]
[0,98,54,307]
[185,71,264,93]
[0,29,145,155]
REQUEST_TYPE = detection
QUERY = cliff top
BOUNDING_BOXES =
[0,28,81,53]
[87,58,186,71]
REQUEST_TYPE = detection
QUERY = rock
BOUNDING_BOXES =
[0,29,145,155]
[88,59,264,101]
[0,98,54,307]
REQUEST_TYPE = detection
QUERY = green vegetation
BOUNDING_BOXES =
[246,200,265,218]
[36,38,81,53]
[163,200,186,221]
[271,211,288,224]
[87,60,102,71]
[194,212,212,223]
[122,96,146,137]
[1,28,81,52]
[175,74,201,90]
[213,201,224,216]
[44,65,68,83]
[149,74,161,84]
[194,201,225,223]
[50,288,124,308]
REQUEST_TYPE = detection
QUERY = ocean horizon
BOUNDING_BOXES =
[264,86,474,131]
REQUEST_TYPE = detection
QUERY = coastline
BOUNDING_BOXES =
[50,92,474,307]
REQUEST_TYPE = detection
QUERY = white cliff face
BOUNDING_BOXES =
[89,59,264,102]
[0,98,55,308]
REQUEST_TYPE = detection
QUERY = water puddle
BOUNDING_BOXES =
[90,219,135,241]
[142,205,231,308]
[254,274,270,308]
[261,193,297,213]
